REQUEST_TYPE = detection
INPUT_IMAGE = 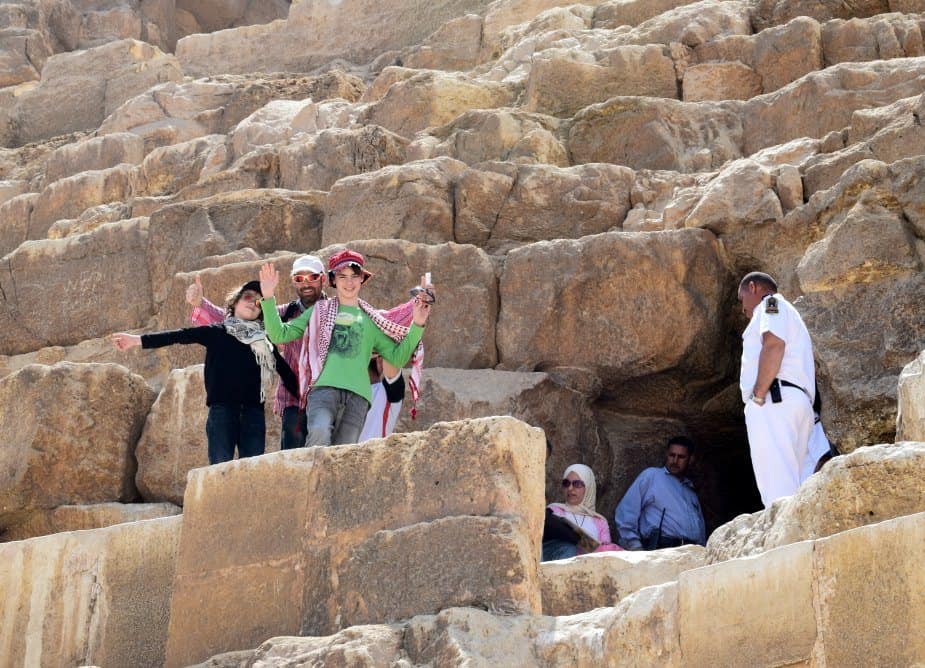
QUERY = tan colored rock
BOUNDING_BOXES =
[410,108,568,166]
[137,135,227,197]
[361,70,515,138]
[43,132,145,186]
[48,206,135,239]
[455,162,633,250]
[682,61,762,102]
[279,125,409,192]
[0,219,152,355]
[568,96,743,171]
[684,158,783,234]
[177,0,290,33]
[540,547,705,615]
[592,0,702,30]
[11,39,182,146]
[0,191,38,258]
[135,365,284,505]
[146,189,324,304]
[480,0,609,60]
[497,230,731,386]
[401,14,484,71]
[0,515,181,667]
[613,0,751,48]
[751,0,889,32]
[775,163,803,211]
[229,98,317,158]
[1,501,181,542]
[524,46,677,117]
[0,362,155,527]
[0,27,51,87]
[29,163,136,237]
[164,417,545,666]
[706,442,925,562]
[822,13,925,66]
[898,351,925,441]
[322,158,467,247]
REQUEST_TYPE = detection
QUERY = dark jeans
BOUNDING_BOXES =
[280,405,307,450]
[306,387,370,446]
[205,403,266,464]
[542,539,579,562]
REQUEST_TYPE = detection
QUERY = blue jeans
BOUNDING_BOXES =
[306,387,370,446]
[280,405,307,450]
[542,540,579,562]
[205,403,266,464]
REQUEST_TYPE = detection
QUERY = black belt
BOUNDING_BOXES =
[769,378,808,403]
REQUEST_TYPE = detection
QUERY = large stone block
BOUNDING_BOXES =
[682,61,762,102]
[0,515,181,667]
[0,192,38,259]
[137,134,227,197]
[898,351,925,441]
[540,546,705,615]
[43,132,145,186]
[613,0,751,48]
[135,365,283,505]
[0,219,152,355]
[0,27,50,88]
[164,417,545,666]
[0,362,155,528]
[822,13,925,66]
[1,501,180,542]
[497,229,731,386]
[568,96,744,171]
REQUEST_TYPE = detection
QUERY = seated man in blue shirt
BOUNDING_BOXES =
[614,436,706,550]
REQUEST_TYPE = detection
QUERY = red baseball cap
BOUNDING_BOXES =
[328,248,373,282]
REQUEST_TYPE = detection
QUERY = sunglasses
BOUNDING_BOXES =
[238,292,261,303]
[561,479,585,489]
[292,273,322,283]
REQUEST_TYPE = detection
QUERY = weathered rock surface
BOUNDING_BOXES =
[898,351,925,441]
[164,417,545,667]
[706,442,925,562]
[0,515,181,667]
[540,547,705,616]
[0,363,155,529]
[1,501,180,542]
[43,132,145,186]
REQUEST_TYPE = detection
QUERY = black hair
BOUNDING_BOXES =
[328,263,368,287]
[667,435,695,455]
[224,280,264,320]
[738,271,778,294]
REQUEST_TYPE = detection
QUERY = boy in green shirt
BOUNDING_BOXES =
[259,249,433,446]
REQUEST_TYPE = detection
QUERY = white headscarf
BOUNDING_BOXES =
[552,463,606,521]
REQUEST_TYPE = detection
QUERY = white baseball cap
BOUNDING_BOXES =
[290,254,324,276]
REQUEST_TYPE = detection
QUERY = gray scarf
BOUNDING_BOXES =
[223,317,276,402]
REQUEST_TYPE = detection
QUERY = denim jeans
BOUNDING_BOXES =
[541,539,579,562]
[280,405,307,450]
[205,403,266,464]
[306,387,370,447]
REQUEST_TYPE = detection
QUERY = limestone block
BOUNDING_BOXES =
[1,501,180,542]
[12,39,183,145]
[146,189,324,304]
[679,540,816,666]
[0,192,37,258]
[897,351,925,441]
[49,207,135,239]
[706,442,925,562]
[138,134,227,197]
[524,45,677,117]
[401,14,484,71]
[163,417,545,667]
[568,96,744,172]
[44,132,145,186]
[0,27,51,87]
[454,162,633,250]
[682,61,762,101]
[29,163,136,237]
[743,57,925,155]
[822,13,925,66]
[393,367,603,511]
[360,70,515,138]
[497,230,731,386]
[480,0,609,60]
[0,180,26,209]
[279,125,409,192]
[497,5,593,54]
[229,99,316,158]
[775,163,803,211]
[0,362,155,527]
[135,365,283,505]
[592,0,704,30]
[0,515,181,667]
[614,0,751,48]
[540,547,705,615]
[0,219,152,355]
[321,158,467,247]
[751,0,888,32]
[410,109,568,166]
[177,0,289,33]
[683,158,783,234]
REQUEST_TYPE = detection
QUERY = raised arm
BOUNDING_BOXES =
[187,275,224,325]
[260,262,311,344]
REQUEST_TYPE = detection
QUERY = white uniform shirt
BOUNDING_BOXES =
[740,293,815,404]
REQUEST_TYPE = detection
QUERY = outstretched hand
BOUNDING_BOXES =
[259,262,279,300]
[111,332,141,351]
[412,274,434,327]
[185,275,203,307]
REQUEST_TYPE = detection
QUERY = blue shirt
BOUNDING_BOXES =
[614,467,706,548]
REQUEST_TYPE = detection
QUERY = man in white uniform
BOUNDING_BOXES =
[738,272,816,507]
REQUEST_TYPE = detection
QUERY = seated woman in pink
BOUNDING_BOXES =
[543,463,622,561]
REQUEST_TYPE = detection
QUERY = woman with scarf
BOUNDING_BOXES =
[111,280,299,464]
[543,464,622,561]
[257,249,432,447]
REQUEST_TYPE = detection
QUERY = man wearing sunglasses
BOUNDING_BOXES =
[187,255,328,449]
[614,436,706,550]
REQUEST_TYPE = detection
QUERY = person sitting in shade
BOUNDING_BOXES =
[543,464,622,561]
[614,436,706,550]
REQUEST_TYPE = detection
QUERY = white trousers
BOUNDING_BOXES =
[800,420,832,483]
[744,386,814,507]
